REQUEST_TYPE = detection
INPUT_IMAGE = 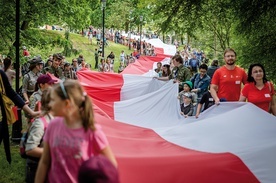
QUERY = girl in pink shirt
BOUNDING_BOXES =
[35,80,117,183]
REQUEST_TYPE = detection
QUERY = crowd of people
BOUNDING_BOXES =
[0,53,119,183]
[84,26,159,51]
[95,47,153,73]
[85,25,158,74]
[0,41,275,183]
[156,47,276,118]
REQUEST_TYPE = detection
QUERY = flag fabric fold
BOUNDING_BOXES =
[77,69,276,183]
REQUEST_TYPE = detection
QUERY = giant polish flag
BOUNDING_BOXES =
[120,55,171,76]
[145,38,177,56]
[121,38,175,75]
[77,69,276,183]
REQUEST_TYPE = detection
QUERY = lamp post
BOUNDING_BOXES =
[128,10,132,50]
[128,27,131,50]
[12,0,22,143]
[139,16,143,55]
[101,0,106,58]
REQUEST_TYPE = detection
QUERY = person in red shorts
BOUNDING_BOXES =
[239,63,276,115]
[210,48,247,104]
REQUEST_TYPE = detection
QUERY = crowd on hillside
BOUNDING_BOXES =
[94,48,155,74]
[86,25,158,72]
[0,40,275,183]
[84,25,158,48]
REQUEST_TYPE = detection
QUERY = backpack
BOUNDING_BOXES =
[190,59,198,68]
[19,116,48,159]
[21,62,30,76]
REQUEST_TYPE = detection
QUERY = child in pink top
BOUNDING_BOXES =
[35,80,117,183]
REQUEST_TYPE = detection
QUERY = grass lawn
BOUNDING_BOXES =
[0,32,133,182]
[0,142,25,183]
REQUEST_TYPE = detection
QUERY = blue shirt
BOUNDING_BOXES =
[191,73,211,100]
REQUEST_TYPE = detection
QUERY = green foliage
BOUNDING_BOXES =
[153,0,235,52]
[151,0,275,82]
[102,0,149,32]
[0,0,95,58]
[153,0,202,35]
[0,0,274,81]
[105,1,132,30]
[62,31,75,57]
[232,0,276,83]
[13,29,70,64]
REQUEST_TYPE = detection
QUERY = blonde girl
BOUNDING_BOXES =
[35,80,117,183]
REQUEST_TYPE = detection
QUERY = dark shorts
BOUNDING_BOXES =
[26,161,38,183]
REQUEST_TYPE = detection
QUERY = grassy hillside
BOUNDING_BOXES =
[30,30,133,72]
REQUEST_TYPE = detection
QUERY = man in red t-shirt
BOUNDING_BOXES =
[210,48,247,104]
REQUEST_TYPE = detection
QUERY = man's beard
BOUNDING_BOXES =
[226,61,235,66]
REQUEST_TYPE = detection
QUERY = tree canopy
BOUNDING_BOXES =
[0,0,275,81]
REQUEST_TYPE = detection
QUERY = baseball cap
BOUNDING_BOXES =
[64,62,71,67]
[35,56,44,64]
[78,155,119,183]
[184,92,193,100]
[183,81,193,89]
[37,74,57,84]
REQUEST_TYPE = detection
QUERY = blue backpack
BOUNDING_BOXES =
[190,59,198,68]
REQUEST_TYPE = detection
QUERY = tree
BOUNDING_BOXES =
[232,0,276,82]
[0,0,95,58]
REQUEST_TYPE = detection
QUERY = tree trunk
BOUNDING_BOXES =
[187,33,191,45]
[214,30,217,57]
[21,21,30,30]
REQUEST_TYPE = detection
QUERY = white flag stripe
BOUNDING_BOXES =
[121,74,167,101]
[145,38,176,56]
[114,77,276,183]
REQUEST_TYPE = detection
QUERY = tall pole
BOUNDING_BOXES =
[12,0,22,142]
[15,1,20,93]
[128,27,131,50]
[102,0,106,58]
[140,16,143,55]
[128,10,132,50]
[139,24,141,55]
